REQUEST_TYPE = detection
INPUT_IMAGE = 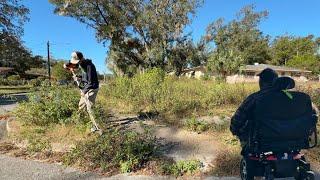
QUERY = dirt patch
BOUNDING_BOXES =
[0,141,18,153]
[0,140,65,164]
[0,114,10,121]
[128,120,225,172]
[208,148,241,176]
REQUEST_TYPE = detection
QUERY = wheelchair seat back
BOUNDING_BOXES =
[251,90,316,153]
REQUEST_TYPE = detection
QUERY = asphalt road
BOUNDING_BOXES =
[0,155,100,180]
[0,154,243,180]
[0,93,28,114]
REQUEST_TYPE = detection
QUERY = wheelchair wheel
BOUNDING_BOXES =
[295,170,315,180]
[303,171,315,180]
[240,158,254,180]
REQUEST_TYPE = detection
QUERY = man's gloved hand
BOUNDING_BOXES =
[72,74,79,82]
[70,69,78,81]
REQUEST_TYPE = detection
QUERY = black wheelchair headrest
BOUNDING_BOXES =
[272,77,295,91]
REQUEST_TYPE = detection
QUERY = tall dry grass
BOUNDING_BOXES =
[100,68,258,117]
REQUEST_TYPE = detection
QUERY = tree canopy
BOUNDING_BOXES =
[0,0,43,73]
[205,5,270,78]
[271,35,317,65]
[48,2,320,77]
[286,54,320,75]
[49,0,203,76]
[0,31,44,73]
[0,0,29,36]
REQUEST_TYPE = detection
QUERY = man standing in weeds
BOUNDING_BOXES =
[69,51,101,134]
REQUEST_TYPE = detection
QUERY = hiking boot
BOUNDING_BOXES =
[90,125,98,132]
[91,126,103,135]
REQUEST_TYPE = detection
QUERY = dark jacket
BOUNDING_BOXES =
[253,85,317,152]
[230,86,274,141]
[79,59,99,94]
[230,77,318,145]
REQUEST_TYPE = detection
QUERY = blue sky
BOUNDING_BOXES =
[22,0,320,73]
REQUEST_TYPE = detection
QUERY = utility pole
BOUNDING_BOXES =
[47,41,51,85]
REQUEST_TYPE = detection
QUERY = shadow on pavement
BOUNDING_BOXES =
[0,94,28,106]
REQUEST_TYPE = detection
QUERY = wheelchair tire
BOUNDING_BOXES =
[295,170,315,180]
[304,171,315,180]
[240,158,254,180]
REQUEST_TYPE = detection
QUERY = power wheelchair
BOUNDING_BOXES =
[240,78,318,180]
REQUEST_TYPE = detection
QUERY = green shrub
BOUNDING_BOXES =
[131,68,166,111]
[211,117,230,132]
[52,61,73,81]
[201,73,212,81]
[41,79,51,87]
[27,138,52,154]
[37,76,46,81]
[7,75,21,81]
[1,75,28,86]
[184,116,230,133]
[63,129,158,173]
[14,86,80,126]
[0,77,9,86]
[28,79,41,87]
[184,117,209,133]
[223,134,240,146]
[160,160,202,176]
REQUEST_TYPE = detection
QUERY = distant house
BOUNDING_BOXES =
[241,64,312,77]
[225,63,312,83]
[179,65,207,79]
[176,63,313,83]
[0,67,15,77]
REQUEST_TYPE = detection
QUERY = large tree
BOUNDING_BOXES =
[0,0,40,73]
[0,31,43,73]
[49,0,203,76]
[271,35,317,65]
[205,5,270,78]
[286,54,320,75]
[0,0,29,36]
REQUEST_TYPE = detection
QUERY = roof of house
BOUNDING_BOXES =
[181,65,206,74]
[0,67,14,74]
[241,64,312,73]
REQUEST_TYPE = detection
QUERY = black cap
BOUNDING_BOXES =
[257,68,278,83]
